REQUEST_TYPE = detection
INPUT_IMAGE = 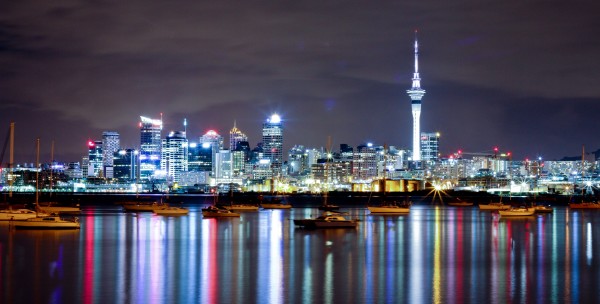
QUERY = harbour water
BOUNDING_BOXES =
[1,205,599,303]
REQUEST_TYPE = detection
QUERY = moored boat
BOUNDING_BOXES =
[153,206,189,216]
[37,203,81,215]
[534,205,554,213]
[223,204,260,211]
[478,202,511,211]
[368,204,410,214]
[202,205,240,217]
[122,201,169,212]
[0,208,49,221]
[11,216,80,230]
[294,213,359,229]
[499,207,536,217]
[569,202,600,209]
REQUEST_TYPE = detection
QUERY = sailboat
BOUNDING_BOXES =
[202,191,240,217]
[1,123,50,221]
[12,139,80,230]
[368,146,410,214]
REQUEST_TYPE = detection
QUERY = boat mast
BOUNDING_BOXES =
[35,138,40,208]
[8,122,14,200]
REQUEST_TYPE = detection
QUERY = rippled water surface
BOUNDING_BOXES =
[1,205,599,303]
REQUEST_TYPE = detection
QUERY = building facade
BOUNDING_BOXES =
[262,114,283,173]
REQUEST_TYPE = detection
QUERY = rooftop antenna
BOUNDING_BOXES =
[183,118,188,136]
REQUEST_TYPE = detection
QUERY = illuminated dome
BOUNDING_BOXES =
[205,130,218,136]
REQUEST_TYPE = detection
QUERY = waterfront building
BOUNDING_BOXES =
[288,145,308,176]
[421,132,440,162]
[407,31,426,163]
[139,116,163,179]
[229,122,248,150]
[262,114,283,173]
[87,140,103,177]
[214,150,233,180]
[231,150,246,176]
[161,131,188,184]
[102,131,120,178]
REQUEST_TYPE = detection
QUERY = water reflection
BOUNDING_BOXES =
[1,206,600,303]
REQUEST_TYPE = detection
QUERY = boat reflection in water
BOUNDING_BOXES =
[1,206,599,303]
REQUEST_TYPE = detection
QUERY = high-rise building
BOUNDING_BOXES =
[229,122,248,151]
[406,31,426,162]
[200,130,223,175]
[262,114,283,172]
[352,143,378,181]
[102,131,120,178]
[161,131,188,183]
[87,140,103,177]
[421,132,440,162]
[187,142,213,172]
[113,149,138,181]
[139,116,163,179]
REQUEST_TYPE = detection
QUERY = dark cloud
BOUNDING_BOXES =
[1,0,600,163]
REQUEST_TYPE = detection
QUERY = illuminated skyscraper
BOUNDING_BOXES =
[421,132,440,162]
[161,131,188,183]
[87,140,103,177]
[262,114,283,172]
[200,130,223,175]
[139,116,163,179]
[229,121,248,150]
[406,31,426,162]
[102,131,120,177]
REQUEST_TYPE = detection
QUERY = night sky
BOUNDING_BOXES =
[2,1,600,164]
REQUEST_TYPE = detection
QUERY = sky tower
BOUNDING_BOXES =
[406,30,426,162]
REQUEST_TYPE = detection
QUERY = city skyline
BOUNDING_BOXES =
[1,2,600,163]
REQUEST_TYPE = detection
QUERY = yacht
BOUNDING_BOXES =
[498,207,536,217]
[11,216,80,230]
[202,205,240,218]
[478,202,511,211]
[0,208,49,221]
[294,213,359,229]
[153,207,189,216]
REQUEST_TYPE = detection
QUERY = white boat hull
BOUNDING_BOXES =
[478,204,511,210]
[0,209,41,221]
[499,208,535,216]
[12,216,80,229]
[368,206,410,214]
[153,207,189,215]
[261,203,292,209]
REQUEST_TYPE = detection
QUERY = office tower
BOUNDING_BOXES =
[102,131,120,177]
[421,132,440,162]
[113,149,138,181]
[187,142,213,172]
[214,150,233,179]
[199,130,223,175]
[229,122,248,150]
[87,140,103,177]
[161,131,188,183]
[352,143,378,181]
[262,114,283,172]
[406,31,426,162]
[139,116,163,179]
